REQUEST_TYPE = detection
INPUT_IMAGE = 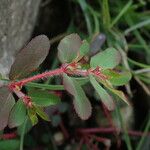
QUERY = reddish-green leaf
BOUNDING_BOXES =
[57,33,82,63]
[90,48,121,69]
[63,74,92,120]
[8,100,27,128]
[9,35,50,80]
[90,75,115,110]
[0,86,15,130]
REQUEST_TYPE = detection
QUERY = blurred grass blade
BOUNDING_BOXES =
[136,115,150,150]
[125,19,150,35]
[102,0,111,29]
[115,100,132,150]
[110,0,132,28]
[128,58,150,68]
[77,0,92,35]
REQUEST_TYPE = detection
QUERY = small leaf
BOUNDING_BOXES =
[90,48,121,69]
[57,33,82,63]
[9,35,50,80]
[28,89,61,107]
[103,70,132,86]
[108,88,130,105]
[34,106,50,121]
[0,86,15,130]
[79,40,90,57]
[28,108,38,126]
[89,75,115,110]
[0,139,20,150]
[90,33,106,55]
[63,74,92,120]
[8,100,27,128]
[98,79,130,105]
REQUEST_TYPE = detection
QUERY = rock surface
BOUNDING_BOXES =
[0,0,41,77]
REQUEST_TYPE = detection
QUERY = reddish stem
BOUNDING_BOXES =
[77,127,150,137]
[0,132,17,140]
[11,88,32,107]
[14,67,64,87]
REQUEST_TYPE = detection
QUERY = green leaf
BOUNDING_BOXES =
[8,100,27,128]
[0,139,20,150]
[34,106,50,121]
[0,86,15,130]
[109,88,130,105]
[9,35,50,80]
[90,48,121,69]
[89,75,115,110]
[97,79,130,105]
[63,74,92,120]
[103,70,132,86]
[57,33,82,63]
[79,40,90,57]
[28,89,61,107]
[17,117,32,135]
[27,108,38,126]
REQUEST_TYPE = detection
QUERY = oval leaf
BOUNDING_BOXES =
[57,33,82,63]
[90,75,115,111]
[79,40,90,57]
[90,48,121,69]
[0,86,15,130]
[9,35,50,80]
[28,89,61,107]
[8,100,27,128]
[103,70,132,86]
[63,74,92,120]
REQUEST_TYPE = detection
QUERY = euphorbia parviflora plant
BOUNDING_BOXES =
[0,33,132,130]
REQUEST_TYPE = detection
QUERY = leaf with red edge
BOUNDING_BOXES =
[90,75,115,111]
[9,35,50,80]
[57,33,82,63]
[0,86,15,130]
[63,74,92,120]
[90,48,121,69]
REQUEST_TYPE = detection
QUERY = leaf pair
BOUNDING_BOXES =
[0,35,51,130]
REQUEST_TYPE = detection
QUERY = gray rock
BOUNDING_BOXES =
[0,0,41,77]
